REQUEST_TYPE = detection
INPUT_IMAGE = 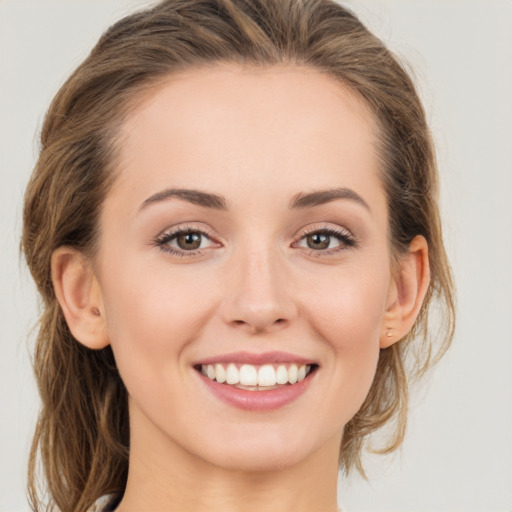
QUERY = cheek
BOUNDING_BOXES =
[306,263,390,350]
[98,257,219,371]
[98,264,217,421]
[302,263,390,418]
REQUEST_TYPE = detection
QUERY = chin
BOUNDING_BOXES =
[209,448,309,473]
[190,426,325,473]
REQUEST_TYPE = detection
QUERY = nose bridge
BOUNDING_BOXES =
[221,234,296,333]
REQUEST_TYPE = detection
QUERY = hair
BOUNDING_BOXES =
[22,0,455,510]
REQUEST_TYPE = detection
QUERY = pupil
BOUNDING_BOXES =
[177,232,201,250]
[307,233,329,250]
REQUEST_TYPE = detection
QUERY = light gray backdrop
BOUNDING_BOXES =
[1,1,511,511]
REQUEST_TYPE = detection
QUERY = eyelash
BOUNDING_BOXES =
[153,224,357,258]
[295,226,357,257]
[153,224,218,257]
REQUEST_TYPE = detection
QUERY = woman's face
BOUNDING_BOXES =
[94,65,396,471]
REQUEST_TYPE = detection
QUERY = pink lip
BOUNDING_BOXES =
[195,367,316,412]
[194,351,316,366]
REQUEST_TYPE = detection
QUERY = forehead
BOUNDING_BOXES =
[110,64,385,217]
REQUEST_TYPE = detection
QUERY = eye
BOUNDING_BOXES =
[174,231,205,250]
[154,226,219,257]
[294,227,356,255]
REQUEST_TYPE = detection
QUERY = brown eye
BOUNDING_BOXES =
[155,226,219,257]
[294,227,356,255]
[306,233,331,250]
[176,232,202,250]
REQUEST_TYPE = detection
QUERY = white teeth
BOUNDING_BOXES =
[226,363,239,385]
[258,364,277,386]
[288,364,298,384]
[215,363,226,383]
[239,364,258,386]
[200,362,313,388]
[276,365,288,384]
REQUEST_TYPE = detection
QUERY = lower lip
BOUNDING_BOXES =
[197,371,315,411]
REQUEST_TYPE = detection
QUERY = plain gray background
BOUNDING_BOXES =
[1,1,511,511]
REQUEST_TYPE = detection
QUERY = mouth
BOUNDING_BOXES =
[194,362,318,391]
[192,351,319,410]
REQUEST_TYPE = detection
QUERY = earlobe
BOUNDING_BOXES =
[380,235,430,349]
[51,247,110,350]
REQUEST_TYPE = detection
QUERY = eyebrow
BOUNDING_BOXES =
[289,187,370,211]
[140,188,228,211]
[140,186,369,212]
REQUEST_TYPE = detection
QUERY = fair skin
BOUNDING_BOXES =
[52,65,429,512]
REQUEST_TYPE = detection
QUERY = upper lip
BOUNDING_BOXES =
[193,351,317,366]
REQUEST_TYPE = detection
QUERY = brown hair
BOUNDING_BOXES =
[22,0,455,510]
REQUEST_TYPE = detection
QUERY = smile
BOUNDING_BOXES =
[193,352,318,410]
[199,362,314,390]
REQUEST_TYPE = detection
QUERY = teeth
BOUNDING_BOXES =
[226,363,239,385]
[239,364,258,386]
[276,365,288,384]
[200,362,313,388]
[215,363,226,383]
[288,364,298,384]
[258,364,276,386]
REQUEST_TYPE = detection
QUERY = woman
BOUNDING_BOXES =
[21,0,455,510]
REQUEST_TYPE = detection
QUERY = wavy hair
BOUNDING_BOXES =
[22,0,455,510]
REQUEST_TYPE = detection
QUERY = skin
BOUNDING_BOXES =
[52,65,429,512]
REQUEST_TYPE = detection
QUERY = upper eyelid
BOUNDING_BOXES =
[298,224,352,236]
[156,223,216,240]
[295,223,355,243]
[155,223,353,241]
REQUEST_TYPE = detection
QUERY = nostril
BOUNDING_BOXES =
[229,316,289,333]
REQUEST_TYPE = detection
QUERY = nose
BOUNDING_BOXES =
[220,244,297,335]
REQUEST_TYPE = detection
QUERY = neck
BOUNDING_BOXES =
[116,406,342,512]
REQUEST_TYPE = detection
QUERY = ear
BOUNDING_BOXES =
[380,235,430,349]
[51,246,110,350]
